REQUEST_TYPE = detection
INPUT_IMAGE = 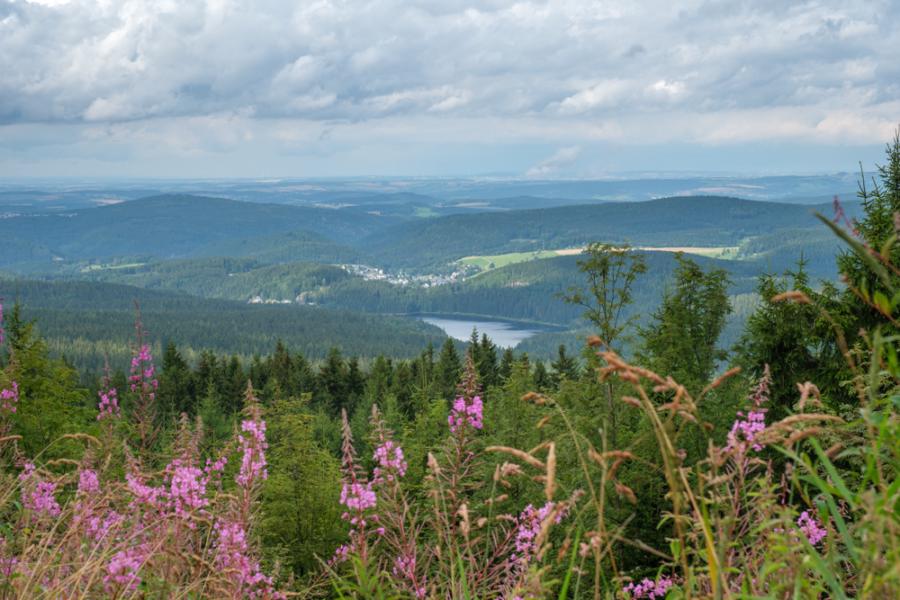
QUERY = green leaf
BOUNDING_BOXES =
[558,528,583,600]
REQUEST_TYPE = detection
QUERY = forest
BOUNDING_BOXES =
[0,134,897,598]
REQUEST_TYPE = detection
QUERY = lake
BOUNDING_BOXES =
[415,314,550,348]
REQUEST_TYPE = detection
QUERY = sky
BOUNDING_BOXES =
[1,0,898,178]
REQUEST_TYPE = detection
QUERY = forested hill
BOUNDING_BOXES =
[0,278,447,370]
[362,195,852,268]
[1,192,859,273]
[0,194,380,267]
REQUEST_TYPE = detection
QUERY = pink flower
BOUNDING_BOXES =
[129,344,158,395]
[448,395,483,433]
[97,386,120,420]
[393,553,426,598]
[797,511,827,546]
[214,520,282,598]
[510,501,566,570]
[623,575,676,599]
[84,511,123,542]
[77,469,100,496]
[19,463,60,519]
[0,538,18,579]
[725,408,766,452]
[340,482,377,512]
[726,368,770,453]
[0,381,18,414]
[373,440,407,484]
[126,472,165,509]
[236,419,268,488]
[167,462,209,518]
[104,547,145,593]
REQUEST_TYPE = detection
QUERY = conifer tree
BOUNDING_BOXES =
[550,344,579,386]
[638,254,731,390]
[435,338,462,400]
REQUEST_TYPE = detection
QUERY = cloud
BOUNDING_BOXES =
[1,0,898,175]
[526,146,582,177]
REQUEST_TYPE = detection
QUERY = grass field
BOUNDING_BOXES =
[79,262,146,273]
[459,245,741,273]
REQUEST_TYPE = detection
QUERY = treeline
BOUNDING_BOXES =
[0,279,448,371]
[70,258,352,302]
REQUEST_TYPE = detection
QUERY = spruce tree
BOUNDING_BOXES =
[435,338,462,400]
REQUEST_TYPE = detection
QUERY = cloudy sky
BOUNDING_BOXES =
[2,0,898,177]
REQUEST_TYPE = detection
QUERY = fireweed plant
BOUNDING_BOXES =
[0,309,283,599]
[325,357,578,599]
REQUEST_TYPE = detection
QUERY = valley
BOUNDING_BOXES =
[0,177,858,367]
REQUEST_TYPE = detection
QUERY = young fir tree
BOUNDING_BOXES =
[735,262,822,420]
[477,333,500,389]
[317,347,348,416]
[550,344,580,386]
[435,338,462,401]
[499,347,515,382]
[638,254,731,390]
[261,394,343,577]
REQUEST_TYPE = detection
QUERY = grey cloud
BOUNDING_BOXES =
[0,0,896,149]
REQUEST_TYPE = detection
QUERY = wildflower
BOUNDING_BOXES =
[104,547,145,594]
[0,381,18,413]
[448,395,483,433]
[510,501,567,570]
[0,538,18,579]
[393,553,426,598]
[167,461,209,518]
[373,439,407,484]
[725,408,766,452]
[214,520,281,598]
[726,367,770,453]
[84,510,123,542]
[126,472,165,509]
[19,463,61,519]
[623,575,675,599]
[204,455,228,488]
[77,468,101,496]
[797,511,827,546]
[97,386,119,420]
[129,344,158,395]
[236,419,268,488]
[340,481,377,513]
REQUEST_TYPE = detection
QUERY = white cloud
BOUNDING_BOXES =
[526,146,582,177]
[1,0,898,175]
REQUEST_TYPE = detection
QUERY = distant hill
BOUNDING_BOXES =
[363,195,852,268]
[0,278,447,371]
[0,194,392,268]
[68,258,353,303]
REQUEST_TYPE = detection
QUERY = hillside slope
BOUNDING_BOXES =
[363,196,849,268]
[0,278,447,369]
[0,194,389,268]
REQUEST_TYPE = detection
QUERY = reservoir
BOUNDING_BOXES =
[415,314,553,348]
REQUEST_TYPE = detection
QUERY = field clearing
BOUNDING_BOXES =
[79,262,146,273]
[460,244,741,273]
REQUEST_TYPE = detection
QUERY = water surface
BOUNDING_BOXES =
[416,314,547,348]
